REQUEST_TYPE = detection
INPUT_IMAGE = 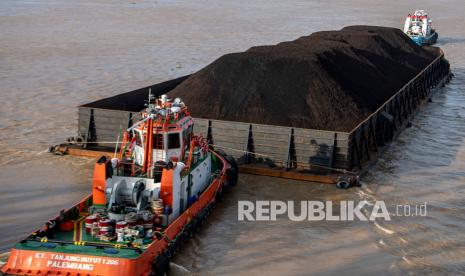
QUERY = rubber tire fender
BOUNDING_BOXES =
[215,188,224,202]
[224,155,238,170]
[336,180,351,189]
[152,254,170,276]
[226,168,238,187]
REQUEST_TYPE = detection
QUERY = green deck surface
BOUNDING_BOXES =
[16,223,142,259]
[15,241,140,258]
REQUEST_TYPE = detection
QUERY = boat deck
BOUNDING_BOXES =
[14,214,145,259]
[52,215,116,245]
[15,240,141,259]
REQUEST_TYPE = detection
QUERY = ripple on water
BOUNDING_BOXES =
[1,0,465,274]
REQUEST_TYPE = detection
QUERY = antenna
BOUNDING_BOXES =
[145,88,158,117]
[114,125,122,158]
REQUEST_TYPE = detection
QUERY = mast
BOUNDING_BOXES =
[142,117,153,176]
[142,89,155,176]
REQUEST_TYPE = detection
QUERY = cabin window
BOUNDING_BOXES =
[153,134,164,149]
[188,126,193,142]
[183,125,193,148]
[168,133,180,149]
[182,129,188,149]
[135,130,143,146]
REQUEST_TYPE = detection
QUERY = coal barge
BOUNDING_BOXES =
[49,26,452,187]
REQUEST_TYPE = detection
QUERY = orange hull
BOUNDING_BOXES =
[3,248,147,276]
[2,150,231,276]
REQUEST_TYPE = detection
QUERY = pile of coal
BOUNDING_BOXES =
[168,26,438,131]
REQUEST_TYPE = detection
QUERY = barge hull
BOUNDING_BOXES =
[69,50,451,182]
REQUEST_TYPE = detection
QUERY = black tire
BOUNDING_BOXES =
[152,255,170,276]
[224,155,238,170]
[183,223,193,238]
[167,242,176,257]
[226,168,238,187]
[215,188,224,202]
[163,248,172,259]
[336,180,351,189]
[194,223,201,233]
[75,136,84,146]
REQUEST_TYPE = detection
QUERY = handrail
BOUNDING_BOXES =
[348,49,446,135]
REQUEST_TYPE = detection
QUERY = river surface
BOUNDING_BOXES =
[1,0,464,275]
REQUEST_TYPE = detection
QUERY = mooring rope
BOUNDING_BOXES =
[52,141,354,175]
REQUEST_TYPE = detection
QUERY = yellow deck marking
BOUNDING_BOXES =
[73,215,86,242]
[68,213,132,248]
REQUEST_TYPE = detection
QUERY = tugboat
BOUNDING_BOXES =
[1,95,238,276]
[403,10,438,46]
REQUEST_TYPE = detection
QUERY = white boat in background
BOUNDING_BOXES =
[403,10,438,46]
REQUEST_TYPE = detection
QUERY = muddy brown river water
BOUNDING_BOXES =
[1,0,465,275]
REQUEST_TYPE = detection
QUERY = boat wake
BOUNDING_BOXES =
[374,221,396,235]
[0,252,9,269]
[169,262,191,275]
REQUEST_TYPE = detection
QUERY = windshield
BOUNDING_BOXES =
[168,133,180,149]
